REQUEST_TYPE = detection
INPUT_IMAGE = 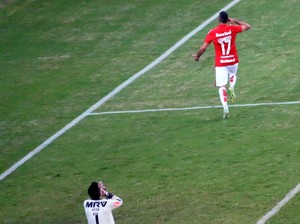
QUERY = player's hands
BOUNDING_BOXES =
[192,54,200,62]
[100,188,109,197]
[98,181,106,190]
[228,18,237,24]
[98,181,109,197]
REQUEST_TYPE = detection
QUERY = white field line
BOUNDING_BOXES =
[91,100,300,224]
[88,101,300,115]
[256,183,300,224]
[0,0,243,182]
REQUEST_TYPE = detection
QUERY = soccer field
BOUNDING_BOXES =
[0,0,299,223]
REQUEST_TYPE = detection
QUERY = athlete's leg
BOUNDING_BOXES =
[228,63,238,88]
[215,67,229,118]
[219,86,229,118]
[228,63,238,102]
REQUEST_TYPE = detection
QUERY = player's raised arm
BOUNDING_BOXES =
[229,18,251,31]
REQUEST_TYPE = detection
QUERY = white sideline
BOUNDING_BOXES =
[0,0,243,182]
[4,1,299,223]
[256,183,300,224]
[90,100,300,224]
[88,101,300,115]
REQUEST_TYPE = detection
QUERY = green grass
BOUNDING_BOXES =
[0,0,300,223]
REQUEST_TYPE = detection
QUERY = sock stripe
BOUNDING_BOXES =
[223,88,227,102]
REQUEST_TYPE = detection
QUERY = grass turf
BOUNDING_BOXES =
[0,0,300,223]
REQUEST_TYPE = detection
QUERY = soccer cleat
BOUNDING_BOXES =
[229,87,236,103]
[223,109,229,119]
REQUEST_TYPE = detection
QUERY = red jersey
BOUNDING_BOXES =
[204,24,243,66]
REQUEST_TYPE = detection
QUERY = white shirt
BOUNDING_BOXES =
[83,196,123,224]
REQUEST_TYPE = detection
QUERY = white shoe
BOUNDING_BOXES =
[223,109,229,119]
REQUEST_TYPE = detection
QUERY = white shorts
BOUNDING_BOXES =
[215,63,238,87]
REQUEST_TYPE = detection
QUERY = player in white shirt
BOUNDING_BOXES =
[83,181,123,224]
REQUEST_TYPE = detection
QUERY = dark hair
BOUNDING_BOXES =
[219,11,229,23]
[88,182,100,200]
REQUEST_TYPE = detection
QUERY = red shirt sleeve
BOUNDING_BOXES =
[204,29,214,44]
[231,25,243,34]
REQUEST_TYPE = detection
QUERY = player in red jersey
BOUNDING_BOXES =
[193,11,251,118]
